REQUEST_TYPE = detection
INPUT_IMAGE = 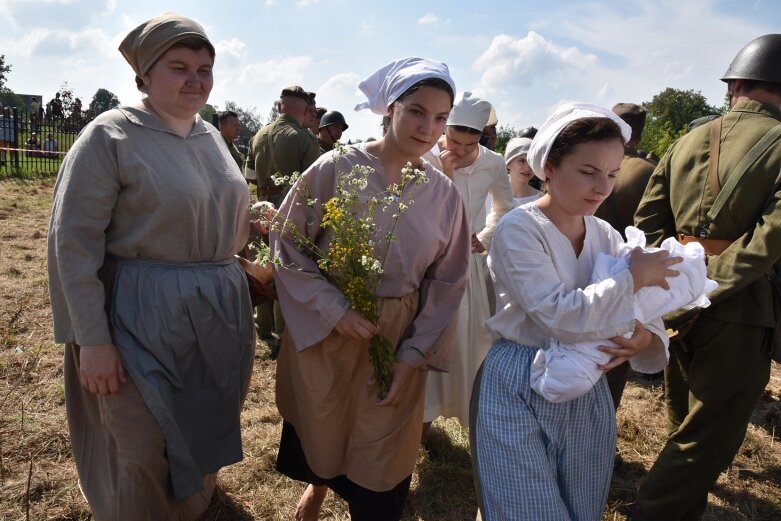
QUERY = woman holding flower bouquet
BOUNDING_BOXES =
[272,57,470,520]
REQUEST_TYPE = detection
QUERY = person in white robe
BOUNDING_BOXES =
[422,92,515,430]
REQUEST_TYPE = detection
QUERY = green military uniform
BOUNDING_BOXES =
[223,135,244,171]
[246,113,320,207]
[595,146,655,238]
[318,137,333,155]
[632,100,780,520]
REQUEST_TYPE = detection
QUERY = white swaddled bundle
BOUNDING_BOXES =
[530,227,718,403]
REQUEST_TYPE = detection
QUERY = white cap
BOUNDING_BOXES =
[446,92,492,131]
[527,102,631,180]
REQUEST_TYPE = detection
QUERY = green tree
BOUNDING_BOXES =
[268,101,279,123]
[494,124,520,156]
[639,88,722,157]
[0,89,23,110]
[0,55,10,90]
[224,101,264,140]
[89,88,120,115]
[199,103,218,125]
[0,55,22,110]
[56,82,77,116]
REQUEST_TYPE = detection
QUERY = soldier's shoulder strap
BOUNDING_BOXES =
[706,122,781,226]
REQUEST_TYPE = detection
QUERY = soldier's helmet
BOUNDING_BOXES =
[518,126,538,139]
[319,111,349,131]
[721,34,781,84]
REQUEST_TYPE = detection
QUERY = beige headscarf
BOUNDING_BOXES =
[119,13,212,77]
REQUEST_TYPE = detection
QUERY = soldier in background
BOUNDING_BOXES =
[632,34,781,521]
[317,110,348,154]
[218,110,244,170]
[245,86,320,352]
[594,102,658,411]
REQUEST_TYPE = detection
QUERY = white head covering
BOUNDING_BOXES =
[504,137,533,165]
[354,57,456,115]
[486,105,498,127]
[447,92,492,131]
[527,102,632,180]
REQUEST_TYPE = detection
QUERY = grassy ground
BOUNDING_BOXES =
[1,177,779,520]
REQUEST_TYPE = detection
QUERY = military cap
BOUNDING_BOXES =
[280,85,310,103]
[612,103,646,119]
[307,92,317,105]
[316,107,327,118]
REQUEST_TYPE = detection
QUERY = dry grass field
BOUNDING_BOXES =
[1,177,779,520]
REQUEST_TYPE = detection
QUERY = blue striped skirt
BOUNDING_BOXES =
[470,338,616,521]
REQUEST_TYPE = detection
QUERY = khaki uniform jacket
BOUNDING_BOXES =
[246,114,320,197]
[595,147,655,239]
[634,100,781,328]
[223,135,244,170]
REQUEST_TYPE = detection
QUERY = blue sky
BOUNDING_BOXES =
[1,0,779,140]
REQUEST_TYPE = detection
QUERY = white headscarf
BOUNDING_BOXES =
[354,57,456,115]
[486,105,498,127]
[527,102,632,180]
[504,137,533,165]
[447,92,492,131]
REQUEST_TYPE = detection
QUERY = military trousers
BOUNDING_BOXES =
[633,313,771,521]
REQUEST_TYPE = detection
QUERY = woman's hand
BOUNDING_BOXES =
[437,150,457,179]
[597,320,653,371]
[79,343,127,395]
[334,309,379,341]
[471,233,486,254]
[628,248,682,291]
[376,361,417,407]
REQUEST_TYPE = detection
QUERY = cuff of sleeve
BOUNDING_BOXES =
[397,345,427,369]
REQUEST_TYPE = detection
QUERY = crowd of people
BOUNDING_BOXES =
[46,12,780,521]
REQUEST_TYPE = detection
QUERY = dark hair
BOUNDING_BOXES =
[450,124,482,135]
[218,110,239,124]
[546,117,624,168]
[135,37,215,90]
[394,77,455,106]
[739,79,781,96]
[170,36,216,59]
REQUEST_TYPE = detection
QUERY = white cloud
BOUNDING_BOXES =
[237,56,314,90]
[474,31,597,95]
[296,0,319,6]
[215,38,247,61]
[417,13,439,25]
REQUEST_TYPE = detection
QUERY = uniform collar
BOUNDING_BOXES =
[277,112,304,129]
[730,99,781,120]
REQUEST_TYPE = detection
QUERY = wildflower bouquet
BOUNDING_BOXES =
[250,146,429,398]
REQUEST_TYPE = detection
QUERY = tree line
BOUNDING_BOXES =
[2,54,724,157]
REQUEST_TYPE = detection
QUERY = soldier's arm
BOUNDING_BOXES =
[703,184,781,304]
[634,151,676,247]
[300,133,321,172]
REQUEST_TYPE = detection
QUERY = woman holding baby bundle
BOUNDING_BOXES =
[470,103,682,521]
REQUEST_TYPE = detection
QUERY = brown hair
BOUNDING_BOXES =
[546,117,624,168]
[394,78,455,107]
[135,37,215,91]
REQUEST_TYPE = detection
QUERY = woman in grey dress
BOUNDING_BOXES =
[47,13,254,520]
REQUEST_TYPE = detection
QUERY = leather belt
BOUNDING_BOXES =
[677,234,732,255]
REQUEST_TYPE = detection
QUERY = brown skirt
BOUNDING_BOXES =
[275,292,427,492]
